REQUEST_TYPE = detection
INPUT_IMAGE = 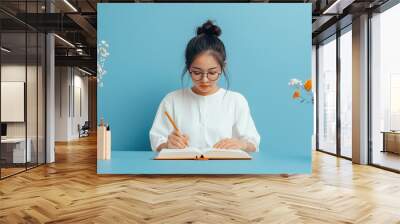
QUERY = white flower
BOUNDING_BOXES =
[97,40,110,88]
[97,64,103,73]
[288,78,303,86]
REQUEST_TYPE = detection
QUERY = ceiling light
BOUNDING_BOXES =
[1,47,11,53]
[63,0,78,12]
[78,67,93,76]
[54,34,75,48]
[322,0,354,15]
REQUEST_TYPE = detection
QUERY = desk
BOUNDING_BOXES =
[1,138,32,163]
[97,151,311,174]
[382,131,400,154]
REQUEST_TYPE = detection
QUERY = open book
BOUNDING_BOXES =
[154,147,252,160]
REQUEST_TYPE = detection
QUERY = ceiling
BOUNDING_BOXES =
[0,0,391,75]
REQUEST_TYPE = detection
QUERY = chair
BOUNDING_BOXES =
[78,121,90,138]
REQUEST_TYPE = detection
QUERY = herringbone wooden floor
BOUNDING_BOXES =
[1,135,400,224]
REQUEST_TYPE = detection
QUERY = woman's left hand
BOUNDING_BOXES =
[213,138,246,150]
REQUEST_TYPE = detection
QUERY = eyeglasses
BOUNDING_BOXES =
[189,69,221,81]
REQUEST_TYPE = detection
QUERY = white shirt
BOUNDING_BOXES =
[149,88,260,152]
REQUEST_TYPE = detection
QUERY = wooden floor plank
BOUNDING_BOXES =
[1,135,400,223]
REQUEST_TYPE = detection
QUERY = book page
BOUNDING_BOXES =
[203,149,251,159]
[156,148,251,160]
[195,148,237,154]
[156,147,201,159]
[184,147,203,154]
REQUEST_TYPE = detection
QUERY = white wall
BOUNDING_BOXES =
[1,65,41,138]
[71,72,89,138]
[55,66,70,141]
[1,65,26,139]
[1,63,46,163]
[55,67,89,141]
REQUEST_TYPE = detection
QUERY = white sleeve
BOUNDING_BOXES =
[149,97,173,151]
[233,95,261,152]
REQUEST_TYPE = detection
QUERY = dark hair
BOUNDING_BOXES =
[181,20,229,89]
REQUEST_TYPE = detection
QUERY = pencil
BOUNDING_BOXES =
[164,111,180,132]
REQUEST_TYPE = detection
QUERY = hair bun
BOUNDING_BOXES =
[196,20,222,37]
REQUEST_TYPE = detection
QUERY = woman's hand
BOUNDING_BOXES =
[167,130,189,149]
[213,138,247,150]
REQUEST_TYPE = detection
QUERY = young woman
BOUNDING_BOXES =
[149,20,260,153]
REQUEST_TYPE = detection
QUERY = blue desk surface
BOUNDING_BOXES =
[97,151,311,174]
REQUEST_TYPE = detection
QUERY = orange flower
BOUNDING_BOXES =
[292,90,301,99]
[304,80,312,92]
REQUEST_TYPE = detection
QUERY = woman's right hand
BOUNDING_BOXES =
[167,130,189,149]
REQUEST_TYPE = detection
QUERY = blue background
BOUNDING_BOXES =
[97,3,312,164]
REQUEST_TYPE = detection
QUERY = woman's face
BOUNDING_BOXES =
[189,52,223,95]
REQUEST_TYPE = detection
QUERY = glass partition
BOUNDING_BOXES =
[339,27,352,158]
[317,35,337,154]
[1,30,28,177]
[0,1,46,179]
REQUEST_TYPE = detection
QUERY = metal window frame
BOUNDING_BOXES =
[367,1,400,173]
[315,23,353,161]
[316,0,400,173]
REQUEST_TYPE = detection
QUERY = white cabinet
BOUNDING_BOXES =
[1,138,32,163]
